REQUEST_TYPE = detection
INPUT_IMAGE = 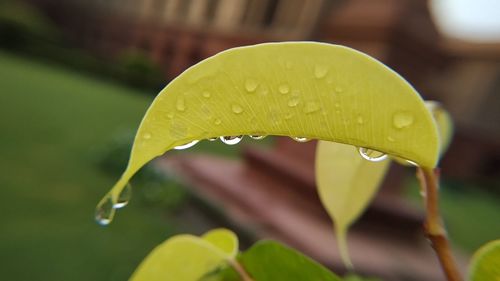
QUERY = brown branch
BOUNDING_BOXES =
[417,168,463,281]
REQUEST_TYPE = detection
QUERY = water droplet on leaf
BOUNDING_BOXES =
[95,195,115,226]
[231,104,244,114]
[220,136,243,145]
[176,98,186,112]
[114,183,132,209]
[392,111,414,129]
[245,79,258,92]
[314,65,328,78]
[292,137,310,142]
[214,118,222,125]
[279,84,290,94]
[249,135,266,140]
[358,147,388,162]
[287,98,300,107]
[304,102,320,114]
[208,137,218,141]
[174,140,199,150]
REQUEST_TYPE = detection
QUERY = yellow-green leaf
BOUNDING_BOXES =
[468,239,500,281]
[202,228,239,259]
[315,142,390,268]
[130,234,227,281]
[99,42,439,223]
[425,101,453,154]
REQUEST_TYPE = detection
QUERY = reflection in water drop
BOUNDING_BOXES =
[95,195,115,226]
[231,104,244,114]
[174,140,199,150]
[249,135,266,140]
[292,137,310,142]
[220,136,243,145]
[392,111,414,129]
[114,183,132,209]
[245,79,258,92]
[358,147,388,162]
[208,137,218,141]
[405,159,418,166]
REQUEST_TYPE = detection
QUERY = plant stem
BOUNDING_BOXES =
[229,259,255,281]
[417,168,463,281]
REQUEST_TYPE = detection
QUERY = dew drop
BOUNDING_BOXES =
[249,135,266,140]
[292,137,310,142]
[357,115,364,124]
[220,136,243,145]
[314,65,328,79]
[304,102,320,114]
[231,104,244,114]
[358,147,388,162]
[95,195,115,226]
[202,91,211,98]
[214,118,222,125]
[114,183,132,209]
[288,98,300,107]
[208,137,218,141]
[392,111,414,129]
[142,132,152,140]
[174,140,199,150]
[279,84,290,94]
[245,79,258,92]
[176,98,186,112]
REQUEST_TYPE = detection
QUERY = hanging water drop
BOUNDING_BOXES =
[208,137,218,141]
[245,79,258,92]
[174,140,199,150]
[392,111,414,129]
[292,137,310,142]
[249,135,266,140]
[279,84,290,94]
[358,147,388,162]
[95,194,115,226]
[314,65,328,79]
[114,183,132,209]
[231,104,244,114]
[220,136,243,145]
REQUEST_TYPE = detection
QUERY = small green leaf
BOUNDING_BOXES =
[315,142,390,267]
[468,239,500,281]
[130,234,227,281]
[240,240,342,281]
[202,228,239,259]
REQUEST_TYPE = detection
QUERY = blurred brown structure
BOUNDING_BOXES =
[28,0,498,280]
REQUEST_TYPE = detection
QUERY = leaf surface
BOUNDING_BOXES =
[202,228,239,259]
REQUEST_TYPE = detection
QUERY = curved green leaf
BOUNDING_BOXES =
[468,239,500,281]
[202,228,239,259]
[315,142,390,267]
[130,234,227,281]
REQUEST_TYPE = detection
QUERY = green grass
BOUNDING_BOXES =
[0,52,177,281]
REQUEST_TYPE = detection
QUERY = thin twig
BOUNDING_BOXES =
[417,168,463,281]
[229,259,255,281]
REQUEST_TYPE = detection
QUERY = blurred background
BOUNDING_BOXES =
[0,0,499,280]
